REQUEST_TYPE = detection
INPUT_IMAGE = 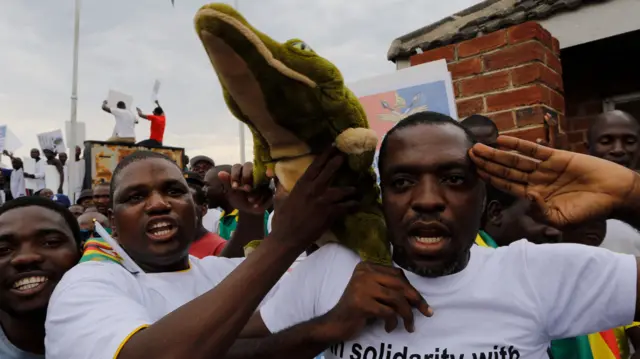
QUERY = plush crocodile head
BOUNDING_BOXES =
[194,3,351,162]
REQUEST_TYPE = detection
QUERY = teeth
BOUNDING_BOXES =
[150,222,171,230]
[414,237,445,244]
[13,276,48,290]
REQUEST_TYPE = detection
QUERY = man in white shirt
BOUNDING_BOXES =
[238,112,640,359]
[45,148,357,359]
[101,100,136,143]
[23,149,45,192]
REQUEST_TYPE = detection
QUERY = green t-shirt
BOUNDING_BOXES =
[217,209,270,240]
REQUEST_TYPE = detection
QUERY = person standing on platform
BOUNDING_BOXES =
[102,100,136,144]
[136,101,166,148]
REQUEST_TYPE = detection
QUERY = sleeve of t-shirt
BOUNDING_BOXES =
[517,240,637,340]
[260,244,347,333]
[45,262,152,359]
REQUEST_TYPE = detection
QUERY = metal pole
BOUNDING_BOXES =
[234,0,246,163]
[68,0,81,202]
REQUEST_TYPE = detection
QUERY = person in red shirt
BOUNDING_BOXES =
[184,171,226,258]
[136,100,166,147]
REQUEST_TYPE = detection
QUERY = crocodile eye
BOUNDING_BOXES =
[291,41,313,52]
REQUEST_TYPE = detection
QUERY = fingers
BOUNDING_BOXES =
[477,168,527,199]
[469,151,531,184]
[319,187,357,203]
[301,146,341,181]
[470,143,540,174]
[229,163,254,192]
[375,287,415,333]
[241,162,253,191]
[495,136,554,161]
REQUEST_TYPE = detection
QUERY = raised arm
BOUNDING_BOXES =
[136,108,149,120]
[101,100,111,114]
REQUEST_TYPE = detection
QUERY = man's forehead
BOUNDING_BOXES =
[0,207,68,233]
[389,124,471,155]
[117,159,185,189]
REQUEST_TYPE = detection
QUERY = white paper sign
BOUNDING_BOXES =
[37,130,66,153]
[23,157,36,190]
[107,90,134,110]
[65,121,86,146]
[0,125,22,153]
[151,79,161,102]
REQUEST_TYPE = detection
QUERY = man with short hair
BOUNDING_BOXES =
[136,100,166,147]
[586,110,640,257]
[102,100,136,143]
[77,211,109,248]
[0,196,82,358]
[92,182,110,217]
[58,153,68,166]
[244,111,640,359]
[461,114,498,148]
[45,149,358,359]
[23,149,45,193]
[0,151,26,200]
[183,171,227,258]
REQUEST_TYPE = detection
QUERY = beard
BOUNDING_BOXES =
[392,245,471,278]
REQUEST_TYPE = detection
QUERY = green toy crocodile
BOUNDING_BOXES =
[194,3,391,265]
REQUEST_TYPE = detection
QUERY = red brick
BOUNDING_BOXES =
[503,125,546,143]
[488,111,515,131]
[410,44,456,66]
[545,49,563,74]
[549,89,565,113]
[453,81,461,97]
[507,21,554,49]
[559,113,569,132]
[458,71,511,97]
[511,63,564,92]
[456,97,485,118]
[486,85,549,112]
[484,42,546,71]
[458,30,507,58]
[448,57,483,79]
[552,37,561,55]
[515,106,546,127]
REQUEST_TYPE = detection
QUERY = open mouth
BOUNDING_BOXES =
[146,219,178,242]
[11,276,48,296]
[407,221,452,255]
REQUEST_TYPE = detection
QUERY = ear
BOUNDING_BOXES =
[108,208,117,237]
[486,200,504,226]
[201,205,208,217]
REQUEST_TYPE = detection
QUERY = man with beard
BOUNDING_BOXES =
[91,182,110,217]
[45,150,369,359]
[245,111,640,359]
[23,149,45,194]
[0,197,82,358]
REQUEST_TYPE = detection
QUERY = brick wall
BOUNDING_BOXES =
[409,21,564,143]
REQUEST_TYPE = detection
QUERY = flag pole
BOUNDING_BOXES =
[68,0,81,202]
[234,0,246,163]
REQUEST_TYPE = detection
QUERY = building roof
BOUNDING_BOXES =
[387,0,610,62]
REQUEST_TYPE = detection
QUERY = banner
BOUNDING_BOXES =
[151,79,161,102]
[349,59,458,182]
[0,125,23,154]
[107,89,134,110]
[37,129,66,153]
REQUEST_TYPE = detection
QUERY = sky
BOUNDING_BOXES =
[0,0,481,165]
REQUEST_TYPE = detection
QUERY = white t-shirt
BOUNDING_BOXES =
[203,208,222,233]
[600,219,640,256]
[33,159,46,191]
[110,108,136,138]
[261,241,637,359]
[45,256,281,359]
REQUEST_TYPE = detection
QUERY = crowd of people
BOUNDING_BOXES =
[0,108,639,359]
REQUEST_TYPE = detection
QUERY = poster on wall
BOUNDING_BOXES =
[349,59,457,182]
